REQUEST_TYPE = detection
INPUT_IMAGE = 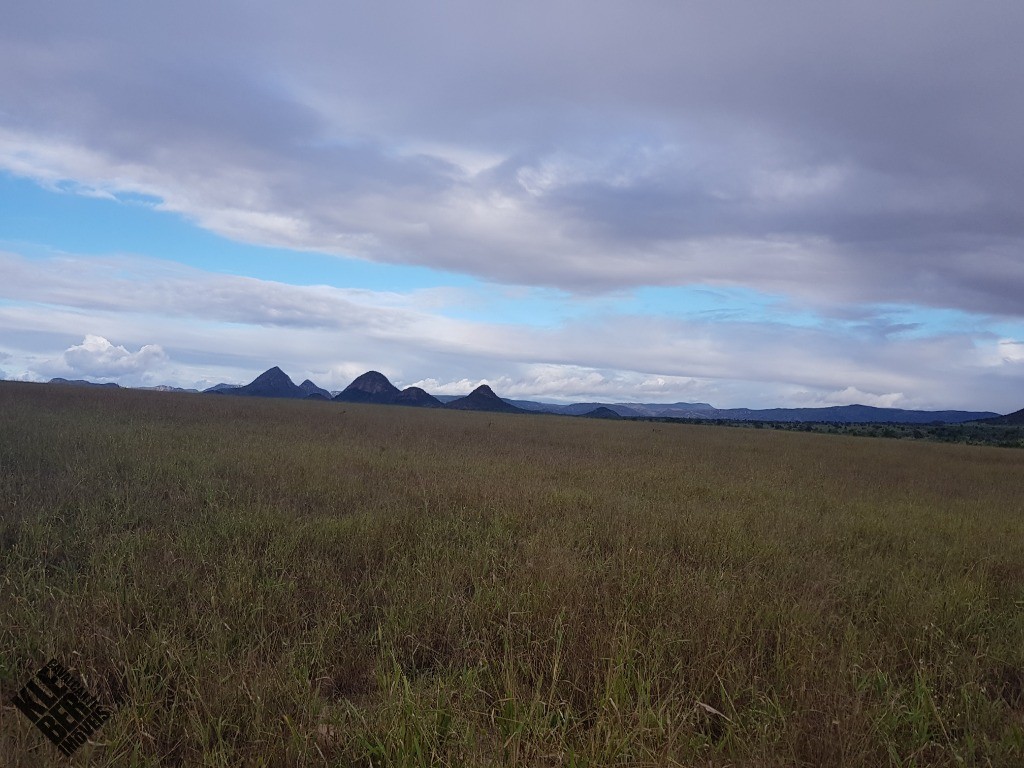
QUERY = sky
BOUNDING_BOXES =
[1,1,1023,411]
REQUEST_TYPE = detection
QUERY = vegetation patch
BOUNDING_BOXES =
[1,382,1022,766]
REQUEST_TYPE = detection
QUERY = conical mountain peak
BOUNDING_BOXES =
[393,386,443,408]
[253,366,289,383]
[299,379,331,399]
[334,370,401,404]
[224,366,304,398]
[445,383,524,413]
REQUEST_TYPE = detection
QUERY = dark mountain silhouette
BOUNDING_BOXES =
[444,385,525,414]
[131,364,1002,424]
[333,370,401,404]
[304,392,330,401]
[505,399,993,423]
[701,404,997,424]
[580,406,622,419]
[500,399,706,417]
[393,386,443,408]
[221,367,305,398]
[558,402,644,417]
[299,379,331,399]
[501,398,555,412]
[980,407,1024,425]
[49,378,119,388]
[614,402,715,417]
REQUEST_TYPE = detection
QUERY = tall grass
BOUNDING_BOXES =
[1,381,1022,766]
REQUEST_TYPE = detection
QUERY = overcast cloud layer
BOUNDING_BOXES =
[1,2,1022,410]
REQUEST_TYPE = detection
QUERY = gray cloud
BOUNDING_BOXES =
[0,251,458,337]
[1,2,1022,315]
[0,252,1020,411]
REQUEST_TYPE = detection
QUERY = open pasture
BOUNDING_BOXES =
[1,382,1022,766]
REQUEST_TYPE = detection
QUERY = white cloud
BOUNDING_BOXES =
[817,387,906,409]
[33,335,168,382]
[0,250,1021,412]
[408,377,486,396]
[997,339,1024,364]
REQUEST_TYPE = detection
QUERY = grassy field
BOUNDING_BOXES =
[645,418,1024,450]
[1,381,1022,767]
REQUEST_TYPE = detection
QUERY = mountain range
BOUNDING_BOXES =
[45,367,1010,423]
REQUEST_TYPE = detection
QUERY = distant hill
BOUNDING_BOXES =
[503,398,558,412]
[580,406,622,420]
[558,402,644,417]
[609,402,715,417]
[445,385,525,414]
[49,378,120,388]
[497,400,625,417]
[503,399,996,423]
[493,398,994,423]
[500,399,709,418]
[442,396,992,423]
[393,386,443,408]
[333,371,401,404]
[701,404,998,424]
[979,407,1024,425]
[298,379,332,399]
[220,367,305,398]
[137,385,199,393]
[125,365,1003,425]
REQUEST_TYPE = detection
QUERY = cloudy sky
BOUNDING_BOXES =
[2,1,1022,411]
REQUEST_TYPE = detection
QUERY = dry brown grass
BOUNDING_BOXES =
[1,381,1022,766]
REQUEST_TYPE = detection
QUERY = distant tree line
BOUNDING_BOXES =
[640,417,1024,448]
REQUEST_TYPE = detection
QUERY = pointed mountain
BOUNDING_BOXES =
[226,366,305,398]
[333,371,401,404]
[393,386,443,408]
[444,384,524,414]
[299,379,332,399]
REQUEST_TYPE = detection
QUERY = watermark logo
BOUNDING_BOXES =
[11,658,116,757]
